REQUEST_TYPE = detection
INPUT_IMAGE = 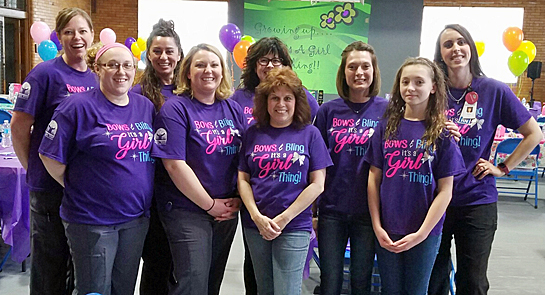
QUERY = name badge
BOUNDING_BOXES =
[460,101,477,120]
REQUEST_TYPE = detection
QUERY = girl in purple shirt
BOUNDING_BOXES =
[428,24,543,295]
[366,57,465,294]
[238,67,332,295]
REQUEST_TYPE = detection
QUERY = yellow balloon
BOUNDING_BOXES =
[475,41,485,57]
[131,42,141,58]
[137,37,147,51]
[516,40,536,63]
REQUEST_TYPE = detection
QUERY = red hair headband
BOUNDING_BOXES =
[95,42,133,62]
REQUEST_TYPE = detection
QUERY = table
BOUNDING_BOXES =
[0,146,30,264]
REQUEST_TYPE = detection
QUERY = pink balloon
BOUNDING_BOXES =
[30,21,51,44]
[100,28,116,45]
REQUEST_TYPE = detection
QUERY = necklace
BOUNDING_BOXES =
[447,83,472,104]
[347,97,369,114]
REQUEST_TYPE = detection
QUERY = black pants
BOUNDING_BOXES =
[29,189,73,295]
[428,202,497,295]
[140,201,173,295]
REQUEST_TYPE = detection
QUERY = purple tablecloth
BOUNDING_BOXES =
[0,146,30,263]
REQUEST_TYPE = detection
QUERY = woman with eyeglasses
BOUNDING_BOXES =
[39,43,155,295]
[132,19,183,295]
[230,37,319,294]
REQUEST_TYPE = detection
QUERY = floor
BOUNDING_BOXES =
[1,178,544,294]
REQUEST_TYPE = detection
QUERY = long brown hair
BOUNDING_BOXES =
[254,67,310,129]
[137,19,183,111]
[385,57,447,152]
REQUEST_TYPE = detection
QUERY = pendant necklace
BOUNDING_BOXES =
[448,83,471,104]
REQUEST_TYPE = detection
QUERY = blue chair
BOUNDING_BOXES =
[0,109,12,123]
[0,97,11,104]
[494,138,540,208]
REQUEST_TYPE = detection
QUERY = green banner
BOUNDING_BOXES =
[244,1,371,94]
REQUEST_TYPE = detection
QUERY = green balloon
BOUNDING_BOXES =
[508,50,529,76]
[241,35,255,45]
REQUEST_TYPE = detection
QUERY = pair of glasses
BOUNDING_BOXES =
[98,62,135,71]
[257,57,283,66]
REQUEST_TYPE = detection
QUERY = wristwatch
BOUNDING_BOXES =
[497,163,510,176]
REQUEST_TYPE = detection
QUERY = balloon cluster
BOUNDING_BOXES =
[30,21,58,61]
[125,37,147,69]
[218,23,255,69]
[503,27,537,77]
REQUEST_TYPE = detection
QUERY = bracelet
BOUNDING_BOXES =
[498,163,510,175]
[205,199,215,212]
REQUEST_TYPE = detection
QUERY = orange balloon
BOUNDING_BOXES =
[502,27,524,52]
[233,40,251,69]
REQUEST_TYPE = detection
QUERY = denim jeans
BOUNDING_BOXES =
[140,200,172,295]
[244,227,310,295]
[243,230,258,295]
[159,208,238,295]
[63,216,149,295]
[376,233,441,295]
[29,189,73,295]
[428,203,497,295]
[318,212,375,295]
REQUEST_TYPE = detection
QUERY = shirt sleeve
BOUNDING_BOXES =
[238,130,251,173]
[13,68,49,117]
[38,99,77,164]
[151,101,189,160]
[305,89,320,121]
[433,134,466,180]
[498,81,532,130]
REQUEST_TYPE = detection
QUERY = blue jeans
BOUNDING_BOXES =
[244,227,310,295]
[159,208,238,295]
[318,211,375,295]
[376,233,441,295]
[29,189,73,295]
[428,203,497,295]
[63,216,149,295]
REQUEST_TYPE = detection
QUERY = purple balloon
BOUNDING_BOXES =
[50,31,62,51]
[125,37,137,49]
[219,23,241,52]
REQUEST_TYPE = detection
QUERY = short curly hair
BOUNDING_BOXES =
[254,67,311,129]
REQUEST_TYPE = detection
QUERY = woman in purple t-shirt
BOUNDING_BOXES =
[39,43,155,295]
[238,67,332,295]
[231,36,320,295]
[12,8,98,294]
[132,19,184,295]
[428,24,543,295]
[314,41,388,295]
[152,44,245,295]
[366,57,465,294]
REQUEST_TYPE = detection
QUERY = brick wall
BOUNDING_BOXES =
[91,0,138,49]
[424,0,545,104]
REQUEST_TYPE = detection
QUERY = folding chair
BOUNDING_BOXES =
[494,138,540,208]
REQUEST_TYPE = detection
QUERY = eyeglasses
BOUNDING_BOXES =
[98,61,135,71]
[257,57,283,66]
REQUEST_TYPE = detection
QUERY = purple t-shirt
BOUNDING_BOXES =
[314,96,388,217]
[230,87,319,127]
[131,83,178,102]
[38,89,155,225]
[365,119,465,236]
[15,56,98,191]
[238,124,333,232]
[446,77,531,206]
[151,93,246,213]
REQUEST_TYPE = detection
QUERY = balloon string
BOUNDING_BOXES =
[230,53,235,89]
